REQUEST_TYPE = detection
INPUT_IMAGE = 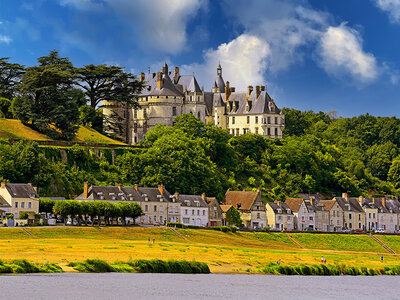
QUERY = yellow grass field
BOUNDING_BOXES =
[0,119,125,145]
[1,227,400,273]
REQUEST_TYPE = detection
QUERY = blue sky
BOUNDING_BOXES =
[1,0,400,117]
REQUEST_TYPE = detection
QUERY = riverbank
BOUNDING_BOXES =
[1,227,400,273]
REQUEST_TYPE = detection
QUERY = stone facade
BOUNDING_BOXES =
[0,182,39,219]
[104,63,284,144]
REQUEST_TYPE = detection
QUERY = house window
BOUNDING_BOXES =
[169,207,172,213]
[275,128,278,136]
[197,111,201,119]
[133,109,137,118]
[192,209,195,215]
[257,213,260,219]
[358,214,361,220]
[197,210,200,216]
[267,128,271,135]
[236,128,239,135]
[232,117,235,124]
[160,206,163,213]
[185,209,188,215]
[255,127,258,134]
[288,216,291,221]
[183,218,189,224]
[172,107,177,116]
[154,216,157,222]
[28,202,32,209]
[21,202,25,208]
[160,216,163,223]
[175,207,178,213]
[15,202,18,208]
[145,205,148,212]
[247,116,250,124]
[309,216,313,221]
[369,213,371,218]
[133,123,138,133]
[267,117,271,124]
[349,213,352,220]
[373,213,376,218]
[203,210,205,216]
[275,117,278,124]
[154,205,157,212]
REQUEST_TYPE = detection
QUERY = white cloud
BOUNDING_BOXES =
[373,0,400,24]
[59,0,205,54]
[181,34,270,91]
[0,35,12,44]
[317,23,378,83]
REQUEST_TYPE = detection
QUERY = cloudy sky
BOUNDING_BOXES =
[1,0,400,117]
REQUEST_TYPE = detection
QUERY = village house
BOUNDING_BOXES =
[0,196,11,218]
[318,199,344,232]
[334,194,365,231]
[204,195,223,227]
[220,204,232,226]
[375,198,397,233]
[314,202,330,232]
[285,198,315,230]
[385,199,400,232]
[266,201,294,230]
[177,194,209,227]
[0,182,39,219]
[362,198,379,231]
[223,189,267,229]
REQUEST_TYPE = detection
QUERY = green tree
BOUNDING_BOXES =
[225,206,242,227]
[0,97,12,118]
[13,50,83,140]
[0,57,25,100]
[388,157,400,189]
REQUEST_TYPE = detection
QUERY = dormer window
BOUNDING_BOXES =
[277,209,282,213]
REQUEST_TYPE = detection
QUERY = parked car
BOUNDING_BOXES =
[352,229,363,233]
[304,227,315,232]
[342,228,351,233]
[375,228,385,233]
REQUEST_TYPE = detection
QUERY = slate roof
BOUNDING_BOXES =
[298,193,325,202]
[385,199,400,213]
[267,202,293,214]
[223,190,259,211]
[5,183,38,198]
[334,197,364,213]
[179,194,208,208]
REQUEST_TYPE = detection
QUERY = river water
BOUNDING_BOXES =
[0,273,399,300]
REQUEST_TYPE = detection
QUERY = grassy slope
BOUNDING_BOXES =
[0,119,125,145]
[0,227,399,273]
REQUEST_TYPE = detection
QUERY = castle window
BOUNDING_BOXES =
[232,117,235,124]
[190,96,193,101]
[255,127,259,134]
[236,128,239,135]
[275,117,278,124]
[172,107,177,116]
[247,116,250,124]
[134,123,137,133]
[143,109,147,118]
[166,96,168,99]
[255,116,258,124]
[267,117,271,124]
[267,128,271,136]
[133,109,137,118]
[198,111,201,119]
[275,128,278,136]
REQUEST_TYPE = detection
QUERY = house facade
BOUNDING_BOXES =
[318,199,344,232]
[0,182,39,219]
[266,201,294,230]
[223,189,267,229]
[204,196,223,227]
[176,194,209,227]
[335,196,365,231]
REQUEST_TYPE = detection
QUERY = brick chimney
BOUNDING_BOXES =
[157,72,163,89]
[255,86,261,98]
[158,184,164,196]
[225,81,231,101]
[260,85,265,91]
[358,196,363,205]
[174,66,180,83]
[134,184,139,191]
[116,184,122,190]
[1,181,5,189]
[382,197,386,208]
[139,72,145,82]
[84,181,88,199]
[230,87,235,93]
[33,186,38,193]
[201,193,206,200]
[174,192,179,200]
[342,192,348,199]
[247,85,253,96]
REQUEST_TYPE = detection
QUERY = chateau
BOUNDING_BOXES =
[103,63,284,144]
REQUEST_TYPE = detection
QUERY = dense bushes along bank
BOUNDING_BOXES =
[261,263,400,276]
[0,259,63,274]
[68,259,210,274]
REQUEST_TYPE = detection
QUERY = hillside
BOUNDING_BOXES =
[0,119,125,145]
[1,227,400,273]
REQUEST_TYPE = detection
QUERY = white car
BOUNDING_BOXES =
[375,228,385,233]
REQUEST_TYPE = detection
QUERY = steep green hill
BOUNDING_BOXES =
[0,119,124,145]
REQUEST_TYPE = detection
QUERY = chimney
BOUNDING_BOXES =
[201,193,206,200]
[134,184,139,191]
[358,196,363,205]
[84,181,88,199]
[342,192,348,199]
[158,184,164,196]
[174,66,180,83]
[174,192,179,200]
[230,87,235,93]
[310,197,315,205]
[247,85,253,96]
[157,72,163,89]
[255,86,260,98]
[116,184,122,190]
[225,81,231,101]
[382,197,386,208]
[1,181,5,189]
[33,186,38,193]
[260,85,265,91]
[139,72,145,82]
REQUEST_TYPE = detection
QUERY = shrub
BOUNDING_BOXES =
[262,227,270,232]
[166,222,183,228]
[230,226,237,233]
[19,212,29,220]
[220,226,230,233]
[68,259,115,273]
[130,259,210,274]
[187,225,201,229]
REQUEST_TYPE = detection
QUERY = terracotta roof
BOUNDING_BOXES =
[220,205,232,212]
[205,197,217,206]
[318,200,336,211]
[285,198,304,212]
[223,190,259,210]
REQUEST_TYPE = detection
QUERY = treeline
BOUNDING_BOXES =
[0,52,142,141]
[40,199,142,225]
[2,110,400,201]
